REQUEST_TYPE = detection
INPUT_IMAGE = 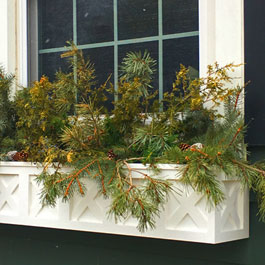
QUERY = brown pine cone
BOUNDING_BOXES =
[179,143,191,151]
[107,149,117,160]
[12,151,29,161]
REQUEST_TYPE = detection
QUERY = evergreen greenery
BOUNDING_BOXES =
[15,76,69,162]
[1,44,265,232]
[0,66,17,154]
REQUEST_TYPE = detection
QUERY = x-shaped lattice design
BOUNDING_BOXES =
[166,190,207,230]
[71,182,108,222]
[0,177,19,214]
[221,184,241,230]
[29,177,58,218]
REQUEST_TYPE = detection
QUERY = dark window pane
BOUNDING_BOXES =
[77,0,114,45]
[38,0,73,49]
[163,0,198,35]
[163,37,199,93]
[82,47,114,110]
[118,0,158,40]
[118,41,159,97]
[39,52,70,81]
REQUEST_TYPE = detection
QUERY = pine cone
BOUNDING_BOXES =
[12,151,29,161]
[107,149,117,160]
[179,143,191,151]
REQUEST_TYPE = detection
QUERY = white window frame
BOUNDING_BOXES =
[199,0,244,80]
[20,0,28,87]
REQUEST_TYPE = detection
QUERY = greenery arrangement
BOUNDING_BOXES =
[1,44,265,232]
[0,67,17,155]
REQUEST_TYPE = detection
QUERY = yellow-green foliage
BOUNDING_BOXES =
[0,67,16,151]
[162,63,241,136]
[111,78,145,135]
[55,42,98,113]
[16,76,68,161]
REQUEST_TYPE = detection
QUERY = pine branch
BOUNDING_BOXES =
[232,159,265,176]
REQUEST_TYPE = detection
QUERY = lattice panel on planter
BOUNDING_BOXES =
[70,180,108,223]
[0,174,19,216]
[220,182,243,232]
[0,162,249,244]
[29,175,59,220]
[165,186,208,232]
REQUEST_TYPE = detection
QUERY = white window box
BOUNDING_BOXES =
[0,161,249,244]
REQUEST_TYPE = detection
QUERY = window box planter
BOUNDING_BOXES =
[0,161,249,244]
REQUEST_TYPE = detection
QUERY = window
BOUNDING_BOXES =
[28,0,199,102]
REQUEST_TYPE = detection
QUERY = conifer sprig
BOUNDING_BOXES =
[0,66,17,151]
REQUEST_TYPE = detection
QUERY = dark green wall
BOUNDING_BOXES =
[245,0,265,145]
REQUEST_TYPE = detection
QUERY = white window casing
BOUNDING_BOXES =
[0,0,28,88]
[199,0,244,74]
[19,0,28,87]
[0,0,9,71]
[199,0,244,113]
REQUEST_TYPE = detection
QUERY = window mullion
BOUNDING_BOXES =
[73,0,77,44]
[114,0,118,101]
[158,0,163,107]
